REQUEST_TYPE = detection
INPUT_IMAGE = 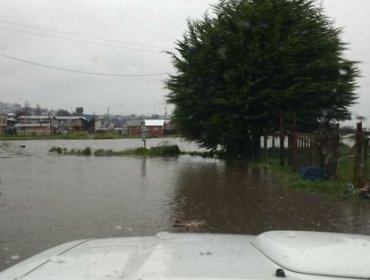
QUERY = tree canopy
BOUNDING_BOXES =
[166,0,359,158]
[55,109,72,116]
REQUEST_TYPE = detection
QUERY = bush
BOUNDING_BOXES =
[82,147,92,156]
[50,145,181,158]
[149,145,180,156]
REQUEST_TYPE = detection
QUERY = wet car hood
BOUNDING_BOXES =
[1,231,370,280]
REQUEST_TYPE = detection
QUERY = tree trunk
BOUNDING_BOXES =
[251,134,261,159]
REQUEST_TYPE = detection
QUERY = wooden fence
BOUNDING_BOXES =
[352,122,370,188]
[265,126,340,178]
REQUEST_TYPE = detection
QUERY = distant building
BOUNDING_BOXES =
[55,116,87,132]
[145,119,166,137]
[0,113,7,135]
[6,115,18,134]
[94,115,114,132]
[14,123,51,135]
[126,119,143,136]
[15,115,55,135]
[17,115,54,125]
[126,119,169,137]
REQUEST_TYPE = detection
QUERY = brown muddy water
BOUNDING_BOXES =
[1,138,370,271]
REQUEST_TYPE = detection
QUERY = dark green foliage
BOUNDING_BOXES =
[49,146,63,154]
[96,145,181,157]
[82,147,92,156]
[60,145,183,157]
[94,149,116,156]
[166,0,359,158]
[49,146,92,156]
[55,109,72,116]
[149,145,180,156]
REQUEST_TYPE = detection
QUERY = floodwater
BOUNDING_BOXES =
[1,138,370,271]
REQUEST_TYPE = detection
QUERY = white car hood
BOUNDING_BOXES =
[1,231,370,280]
[253,230,370,279]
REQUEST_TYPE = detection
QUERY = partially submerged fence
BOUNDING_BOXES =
[266,125,340,178]
[352,122,369,188]
[265,121,370,186]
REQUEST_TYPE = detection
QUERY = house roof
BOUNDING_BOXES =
[145,119,165,126]
[83,114,96,121]
[18,115,52,120]
[55,116,87,121]
[126,119,169,127]
[127,120,143,127]
[14,123,50,128]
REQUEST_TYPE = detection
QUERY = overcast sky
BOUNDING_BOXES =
[0,0,369,120]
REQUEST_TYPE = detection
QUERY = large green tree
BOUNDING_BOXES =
[166,0,358,158]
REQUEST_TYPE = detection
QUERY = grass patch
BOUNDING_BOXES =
[49,146,92,156]
[94,145,181,157]
[253,159,357,200]
[50,145,181,158]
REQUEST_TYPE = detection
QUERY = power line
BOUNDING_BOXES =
[0,19,83,36]
[0,51,221,77]
[0,26,169,54]
[0,18,172,50]
[0,52,173,77]
[0,26,63,40]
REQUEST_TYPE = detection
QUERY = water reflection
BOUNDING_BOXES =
[141,158,147,178]
[171,160,370,235]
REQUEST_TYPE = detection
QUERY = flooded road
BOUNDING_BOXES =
[1,138,370,271]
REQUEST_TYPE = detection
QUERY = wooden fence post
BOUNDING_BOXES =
[364,138,369,181]
[280,115,285,166]
[292,114,298,170]
[353,122,363,188]
[263,134,268,159]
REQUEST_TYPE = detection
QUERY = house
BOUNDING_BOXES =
[6,114,18,134]
[126,119,144,136]
[0,113,7,135]
[126,119,169,137]
[14,123,51,135]
[94,115,114,132]
[17,115,55,125]
[15,115,55,135]
[145,119,166,137]
[55,116,87,132]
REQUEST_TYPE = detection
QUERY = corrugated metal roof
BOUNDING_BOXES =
[14,123,50,128]
[145,120,165,126]
[55,116,87,121]
[127,120,143,127]
[18,116,51,120]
